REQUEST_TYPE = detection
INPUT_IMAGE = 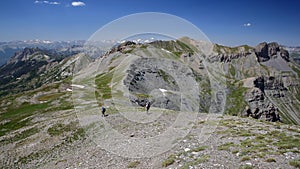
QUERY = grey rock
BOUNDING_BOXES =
[124,58,181,110]
[255,42,289,62]
[244,76,286,122]
[254,76,287,92]
[255,42,270,62]
[268,42,280,57]
[280,48,290,62]
[246,87,264,102]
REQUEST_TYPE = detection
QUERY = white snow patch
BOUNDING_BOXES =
[43,40,52,44]
[71,84,85,89]
[184,148,191,152]
[44,55,50,60]
[161,48,172,54]
[159,88,167,93]
[159,88,167,96]
[191,151,199,155]
[66,88,72,92]
[245,162,252,166]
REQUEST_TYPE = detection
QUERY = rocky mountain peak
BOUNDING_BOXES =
[7,47,49,64]
[255,42,289,62]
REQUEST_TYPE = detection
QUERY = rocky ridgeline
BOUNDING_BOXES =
[209,44,253,62]
[208,42,290,63]
[0,47,78,96]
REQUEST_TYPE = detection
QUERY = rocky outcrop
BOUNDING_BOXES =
[255,42,289,62]
[243,75,292,122]
[243,87,281,122]
[255,42,269,62]
[254,76,287,92]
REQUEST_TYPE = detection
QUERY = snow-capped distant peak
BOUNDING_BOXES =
[43,40,52,44]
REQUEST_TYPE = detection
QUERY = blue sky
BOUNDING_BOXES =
[0,0,299,46]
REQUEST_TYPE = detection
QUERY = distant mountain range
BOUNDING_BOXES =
[284,46,300,64]
[0,40,117,66]
[1,39,299,66]
[0,40,80,66]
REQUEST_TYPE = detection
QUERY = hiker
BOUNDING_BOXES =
[101,106,106,117]
[145,101,151,113]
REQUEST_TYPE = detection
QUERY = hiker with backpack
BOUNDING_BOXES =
[101,106,106,117]
[145,101,151,113]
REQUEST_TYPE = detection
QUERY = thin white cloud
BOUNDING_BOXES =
[34,0,60,5]
[49,1,60,5]
[243,23,251,27]
[71,1,86,7]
